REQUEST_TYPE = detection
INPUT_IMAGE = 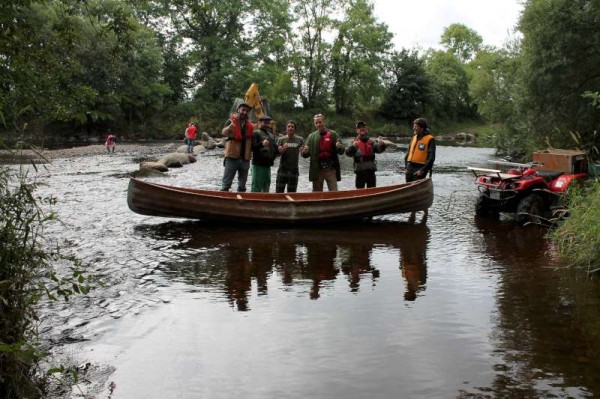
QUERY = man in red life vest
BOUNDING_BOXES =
[405,118,436,182]
[221,102,253,192]
[302,114,345,192]
[345,121,386,188]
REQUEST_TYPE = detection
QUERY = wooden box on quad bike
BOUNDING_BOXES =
[532,149,588,174]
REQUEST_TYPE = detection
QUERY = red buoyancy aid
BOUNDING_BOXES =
[231,117,254,142]
[355,137,373,159]
[318,131,334,159]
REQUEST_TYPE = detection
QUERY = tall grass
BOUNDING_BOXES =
[551,180,600,273]
[0,146,91,398]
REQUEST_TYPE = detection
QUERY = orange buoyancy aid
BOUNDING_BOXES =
[407,133,433,164]
[231,117,253,142]
[355,137,373,159]
[318,131,334,159]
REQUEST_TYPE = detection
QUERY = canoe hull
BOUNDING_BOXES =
[127,178,433,225]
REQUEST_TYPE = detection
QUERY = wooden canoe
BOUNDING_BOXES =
[127,177,433,225]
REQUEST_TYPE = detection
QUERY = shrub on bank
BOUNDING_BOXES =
[0,146,91,398]
[551,180,600,273]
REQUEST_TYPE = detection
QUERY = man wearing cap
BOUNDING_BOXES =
[302,114,344,192]
[405,117,436,182]
[276,120,304,193]
[250,115,278,192]
[221,102,254,192]
[345,121,386,188]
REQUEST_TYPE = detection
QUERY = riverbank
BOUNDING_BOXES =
[0,142,180,164]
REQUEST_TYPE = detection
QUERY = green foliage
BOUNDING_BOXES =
[469,48,521,124]
[518,0,600,149]
[0,145,92,398]
[425,50,476,120]
[380,49,431,125]
[551,181,600,273]
[289,0,337,109]
[440,23,483,63]
[330,0,393,113]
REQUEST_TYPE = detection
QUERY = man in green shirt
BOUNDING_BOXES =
[276,120,305,193]
[250,115,278,192]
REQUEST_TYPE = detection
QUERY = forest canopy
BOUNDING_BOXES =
[1,0,599,158]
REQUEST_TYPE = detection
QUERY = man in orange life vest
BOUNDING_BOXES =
[221,102,253,192]
[345,121,386,188]
[404,118,436,182]
[302,113,345,192]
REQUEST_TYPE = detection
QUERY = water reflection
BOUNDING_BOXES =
[400,213,429,301]
[472,216,600,397]
[134,219,431,309]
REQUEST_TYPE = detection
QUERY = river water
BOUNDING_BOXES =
[31,143,600,398]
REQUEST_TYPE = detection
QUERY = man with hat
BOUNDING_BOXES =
[250,115,278,192]
[345,121,386,188]
[405,117,435,182]
[221,102,254,192]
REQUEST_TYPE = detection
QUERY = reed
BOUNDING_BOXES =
[551,180,600,273]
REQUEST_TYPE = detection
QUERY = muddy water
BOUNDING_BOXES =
[32,144,600,398]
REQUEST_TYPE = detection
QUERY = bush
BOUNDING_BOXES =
[551,180,600,273]
[0,146,91,398]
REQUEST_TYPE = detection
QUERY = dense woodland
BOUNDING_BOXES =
[1,0,599,158]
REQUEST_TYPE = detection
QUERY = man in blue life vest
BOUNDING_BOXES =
[345,121,386,188]
[302,113,345,192]
[404,118,436,182]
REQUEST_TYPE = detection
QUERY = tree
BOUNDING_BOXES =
[380,49,431,125]
[517,0,600,149]
[469,48,521,124]
[440,23,483,63]
[330,0,393,113]
[288,0,337,109]
[425,50,474,120]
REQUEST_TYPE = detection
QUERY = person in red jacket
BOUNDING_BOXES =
[185,123,198,154]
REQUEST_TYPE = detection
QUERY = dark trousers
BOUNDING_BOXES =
[355,170,376,188]
[405,163,427,182]
[276,170,299,193]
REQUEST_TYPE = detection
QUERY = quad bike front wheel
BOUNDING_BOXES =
[475,195,499,219]
[516,193,544,225]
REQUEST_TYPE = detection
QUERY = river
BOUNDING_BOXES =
[31,143,600,398]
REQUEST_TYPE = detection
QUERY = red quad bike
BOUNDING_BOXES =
[468,149,589,225]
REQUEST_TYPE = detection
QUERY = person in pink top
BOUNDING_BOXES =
[185,123,198,153]
[105,133,116,153]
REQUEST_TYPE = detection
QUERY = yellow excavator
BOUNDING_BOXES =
[230,83,276,133]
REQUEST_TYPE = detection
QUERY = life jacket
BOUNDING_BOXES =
[355,137,374,161]
[318,131,334,159]
[407,133,433,164]
[231,117,254,142]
